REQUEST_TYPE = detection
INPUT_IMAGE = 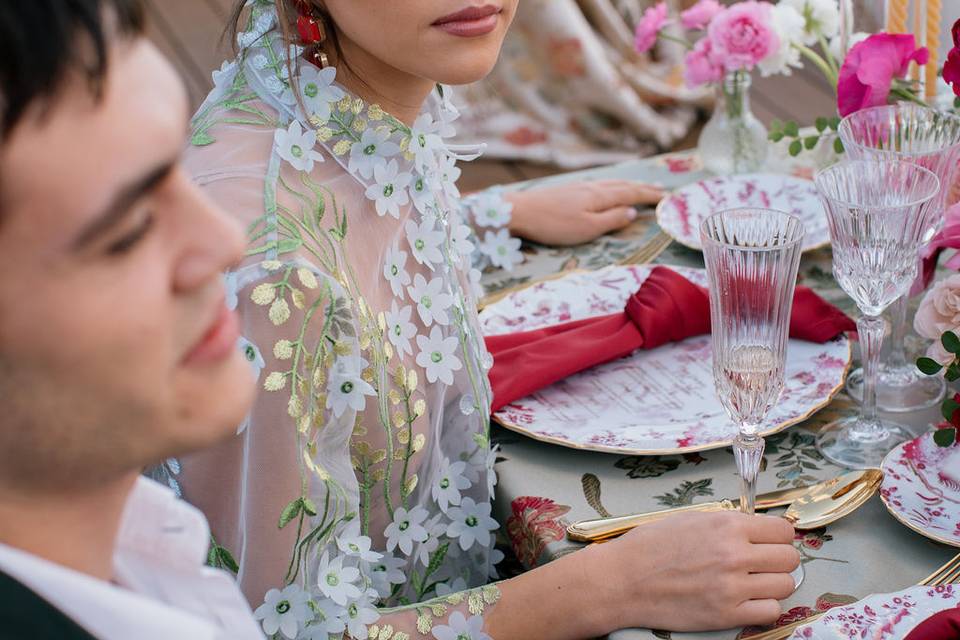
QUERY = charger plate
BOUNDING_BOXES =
[479,265,851,455]
[656,173,831,253]
[881,432,960,547]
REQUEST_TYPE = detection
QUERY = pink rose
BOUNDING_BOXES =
[681,0,723,30]
[915,273,960,365]
[707,2,779,71]
[635,2,668,54]
[836,33,929,117]
[684,36,724,87]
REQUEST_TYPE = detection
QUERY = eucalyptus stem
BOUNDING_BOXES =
[816,33,839,77]
[795,43,838,87]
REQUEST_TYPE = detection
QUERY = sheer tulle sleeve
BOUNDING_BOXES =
[177,49,504,636]
[460,189,523,272]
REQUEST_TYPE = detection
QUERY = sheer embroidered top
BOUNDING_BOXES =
[176,3,521,639]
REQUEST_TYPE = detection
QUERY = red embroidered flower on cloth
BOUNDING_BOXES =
[506,496,571,568]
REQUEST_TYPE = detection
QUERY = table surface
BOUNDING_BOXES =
[479,148,959,640]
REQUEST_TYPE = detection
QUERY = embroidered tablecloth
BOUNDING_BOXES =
[480,148,959,639]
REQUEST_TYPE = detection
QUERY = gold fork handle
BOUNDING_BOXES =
[566,500,738,542]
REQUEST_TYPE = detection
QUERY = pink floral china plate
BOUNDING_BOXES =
[788,584,960,639]
[656,173,830,253]
[478,265,851,455]
[881,432,960,547]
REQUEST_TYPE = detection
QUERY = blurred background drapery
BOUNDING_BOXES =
[452,0,711,168]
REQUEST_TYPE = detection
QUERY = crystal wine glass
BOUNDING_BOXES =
[814,159,940,468]
[701,209,805,514]
[838,104,960,412]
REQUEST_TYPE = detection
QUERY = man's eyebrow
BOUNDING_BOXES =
[71,160,176,250]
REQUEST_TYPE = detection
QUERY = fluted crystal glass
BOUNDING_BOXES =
[701,209,804,515]
[814,159,939,468]
[838,104,960,412]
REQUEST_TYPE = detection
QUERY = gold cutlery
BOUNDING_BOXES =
[566,469,879,543]
[746,551,960,640]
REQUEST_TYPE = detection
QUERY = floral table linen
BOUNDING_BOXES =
[480,149,959,639]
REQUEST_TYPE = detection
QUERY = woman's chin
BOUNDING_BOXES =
[419,50,502,86]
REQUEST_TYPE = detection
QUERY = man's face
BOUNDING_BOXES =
[0,37,254,492]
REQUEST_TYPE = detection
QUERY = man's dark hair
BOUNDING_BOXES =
[0,0,145,138]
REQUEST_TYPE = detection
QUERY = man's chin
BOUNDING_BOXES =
[172,353,256,451]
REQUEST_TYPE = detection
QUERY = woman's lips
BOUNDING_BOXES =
[432,5,501,37]
[183,303,240,367]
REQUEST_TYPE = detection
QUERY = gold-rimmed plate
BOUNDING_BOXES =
[479,265,851,455]
[655,173,831,254]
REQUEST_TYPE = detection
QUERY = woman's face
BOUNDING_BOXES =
[323,0,518,86]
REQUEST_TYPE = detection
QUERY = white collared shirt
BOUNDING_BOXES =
[0,478,264,640]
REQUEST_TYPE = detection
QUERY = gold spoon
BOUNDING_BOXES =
[783,467,883,530]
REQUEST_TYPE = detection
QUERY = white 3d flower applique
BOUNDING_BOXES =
[326,356,376,417]
[431,611,493,640]
[404,217,445,267]
[384,300,418,357]
[348,126,400,179]
[445,497,497,551]
[432,458,471,512]
[274,120,324,173]
[408,274,453,327]
[384,506,429,555]
[253,584,313,640]
[365,159,412,219]
[297,64,345,122]
[383,245,411,298]
[416,325,463,385]
[479,228,523,271]
[316,551,362,606]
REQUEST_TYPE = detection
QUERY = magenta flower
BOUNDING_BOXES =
[684,36,724,87]
[707,2,778,71]
[944,47,960,97]
[681,0,723,30]
[836,33,929,117]
[634,2,668,54]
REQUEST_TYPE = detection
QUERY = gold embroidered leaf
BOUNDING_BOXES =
[312,367,325,388]
[316,127,333,142]
[467,592,484,615]
[351,117,367,133]
[396,428,410,444]
[383,341,394,360]
[333,139,352,156]
[371,448,387,464]
[446,592,464,605]
[393,633,409,640]
[359,332,372,351]
[416,613,432,634]
[428,603,447,617]
[393,449,406,461]
[406,369,418,392]
[403,150,415,162]
[368,104,384,121]
[260,260,283,271]
[353,423,367,437]
[393,366,406,389]
[334,341,352,357]
[368,625,379,639]
[377,312,387,333]
[399,136,409,152]
[352,98,364,114]
[251,283,276,306]
[350,455,361,470]
[296,268,318,290]
[269,298,290,325]
[361,366,375,383]
[482,585,501,604]
[264,371,287,391]
[378,624,393,640]
[287,394,303,418]
[413,399,427,418]
[371,467,386,482]
[402,474,418,496]
[387,389,402,406]
[412,433,426,453]
[273,340,294,360]
[392,410,406,429]
[297,415,310,434]
[354,441,371,456]
[290,288,306,310]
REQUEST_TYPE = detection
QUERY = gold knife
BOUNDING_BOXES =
[566,483,816,543]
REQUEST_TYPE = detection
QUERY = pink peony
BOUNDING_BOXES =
[915,273,960,365]
[634,2,668,54]
[707,2,779,71]
[836,33,929,117]
[681,0,723,30]
[684,36,724,87]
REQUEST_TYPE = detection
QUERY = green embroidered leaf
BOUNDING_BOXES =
[410,569,424,596]
[278,497,303,529]
[616,455,680,479]
[654,478,713,507]
[581,473,612,518]
[425,542,450,579]
[302,497,318,516]
[216,546,240,573]
[276,238,303,254]
[190,130,215,146]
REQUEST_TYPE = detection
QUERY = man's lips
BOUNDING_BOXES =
[183,303,240,366]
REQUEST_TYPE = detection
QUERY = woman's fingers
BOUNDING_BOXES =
[589,180,664,209]
[590,206,638,235]
[746,543,802,574]
[730,598,784,628]
[744,572,798,601]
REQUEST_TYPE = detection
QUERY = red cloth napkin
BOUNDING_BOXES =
[905,605,960,640]
[485,266,855,413]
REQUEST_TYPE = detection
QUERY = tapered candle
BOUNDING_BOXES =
[927,0,941,99]
[887,0,908,33]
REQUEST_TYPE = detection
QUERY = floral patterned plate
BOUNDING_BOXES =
[789,584,960,639]
[880,432,960,547]
[479,265,851,455]
[656,173,830,253]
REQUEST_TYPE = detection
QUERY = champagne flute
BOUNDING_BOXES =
[701,209,804,514]
[814,159,940,468]
[838,104,960,412]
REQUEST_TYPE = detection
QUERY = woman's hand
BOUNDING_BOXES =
[505,180,664,247]
[489,511,800,639]
[592,511,800,633]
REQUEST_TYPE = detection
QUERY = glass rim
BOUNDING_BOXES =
[813,158,941,210]
[838,103,960,158]
[699,207,805,252]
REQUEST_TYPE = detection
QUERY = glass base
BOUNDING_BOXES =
[844,365,945,413]
[815,416,911,469]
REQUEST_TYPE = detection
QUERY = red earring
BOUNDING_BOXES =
[294,1,329,68]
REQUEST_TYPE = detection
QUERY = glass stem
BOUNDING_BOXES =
[887,295,908,371]
[734,428,764,515]
[858,314,886,428]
